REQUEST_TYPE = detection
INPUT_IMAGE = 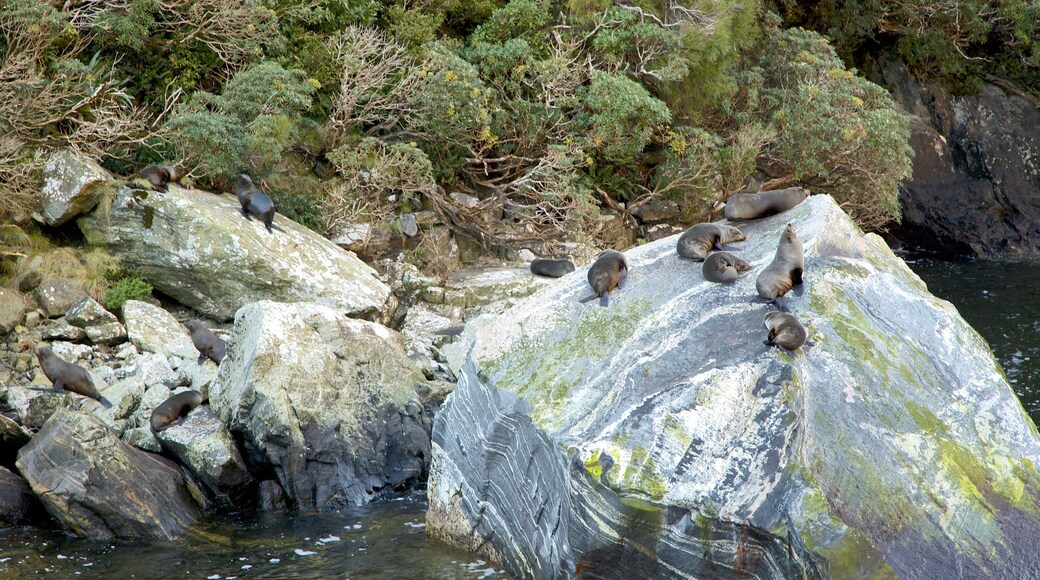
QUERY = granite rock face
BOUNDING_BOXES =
[36,150,111,227]
[78,186,392,321]
[156,406,254,509]
[428,195,1040,579]
[16,409,202,540]
[209,301,431,510]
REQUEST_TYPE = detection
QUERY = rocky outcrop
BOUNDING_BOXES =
[209,301,431,510]
[0,415,31,468]
[0,466,41,526]
[428,195,1040,579]
[156,406,254,509]
[35,150,111,227]
[122,300,198,361]
[78,185,392,321]
[16,409,203,540]
[876,58,1040,257]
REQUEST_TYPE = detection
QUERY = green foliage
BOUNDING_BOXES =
[103,274,153,313]
[163,61,317,181]
[583,71,672,163]
[272,190,325,233]
[733,25,912,228]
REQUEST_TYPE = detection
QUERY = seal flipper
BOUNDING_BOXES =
[616,267,628,290]
[599,292,610,307]
[98,396,113,409]
[579,294,599,304]
[197,353,208,365]
[772,298,790,313]
[790,267,803,286]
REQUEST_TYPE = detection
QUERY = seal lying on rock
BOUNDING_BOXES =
[702,252,751,283]
[139,165,186,193]
[235,174,277,233]
[756,223,804,309]
[724,187,809,221]
[676,224,746,261]
[150,390,206,433]
[530,259,575,278]
[579,250,628,308]
[763,311,808,351]
[184,319,225,365]
[34,345,111,407]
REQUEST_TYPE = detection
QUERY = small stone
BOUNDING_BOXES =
[0,289,27,334]
[631,198,681,224]
[23,311,41,329]
[449,192,479,208]
[41,320,87,342]
[85,322,127,345]
[122,426,162,453]
[518,249,537,262]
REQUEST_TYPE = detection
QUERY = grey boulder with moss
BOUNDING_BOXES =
[36,150,111,227]
[78,185,392,321]
[15,408,203,540]
[428,194,1040,579]
[209,301,431,510]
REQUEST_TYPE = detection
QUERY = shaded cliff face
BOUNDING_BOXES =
[877,58,1040,258]
[428,195,1040,579]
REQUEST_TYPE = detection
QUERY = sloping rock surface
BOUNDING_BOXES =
[429,194,1040,579]
[209,301,431,509]
[15,409,202,540]
[78,186,391,321]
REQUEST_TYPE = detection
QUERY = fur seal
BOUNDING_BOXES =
[235,174,276,233]
[763,311,808,351]
[33,345,111,407]
[139,165,186,193]
[149,390,206,433]
[579,250,628,307]
[756,223,804,307]
[184,319,226,365]
[724,187,808,221]
[702,252,752,283]
[531,259,575,278]
[676,223,746,261]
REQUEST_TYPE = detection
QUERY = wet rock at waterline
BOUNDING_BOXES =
[78,185,392,322]
[16,409,203,540]
[209,301,432,509]
[428,194,1040,579]
[0,466,42,526]
[155,407,254,509]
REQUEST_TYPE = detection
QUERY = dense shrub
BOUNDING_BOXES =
[103,274,153,313]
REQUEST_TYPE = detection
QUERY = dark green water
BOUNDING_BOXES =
[0,491,505,579]
[906,256,1040,422]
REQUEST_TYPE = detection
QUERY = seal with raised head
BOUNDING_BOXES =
[531,259,575,278]
[676,223,746,261]
[763,311,808,351]
[579,250,628,307]
[235,174,277,233]
[139,165,187,193]
[702,252,751,283]
[184,319,226,365]
[34,345,111,407]
[724,187,809,221]
[756,223,804,307]
[150,390,206,433]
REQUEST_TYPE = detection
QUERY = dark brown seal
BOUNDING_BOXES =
[724,187,809,221]
[184,319,226,365]
[756,223,804,306]
[763,311,808,351]
[150,390,206,433]
[702,252,751,283]
[34,345,111,407]
[235,174,276,233]
[531,259,575,278]
[579,250,628,307]
[676,224,746,261]
[139,165,186,193]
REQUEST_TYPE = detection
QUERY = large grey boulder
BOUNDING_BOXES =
[78,186,392,321]
[156,406,254,509]
[65,297,118,328]
[16,409,203,539]
[33,278,88,319]
[36,150,111,226]
[0,289,26,334]
[209,301,431,510]
[428,194,1040,579]
[122,300,198,360]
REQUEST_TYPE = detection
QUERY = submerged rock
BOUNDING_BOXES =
[16,409,202,540]
[209,301,431,510]
[78,186,392,321]
[428,195,1040,579]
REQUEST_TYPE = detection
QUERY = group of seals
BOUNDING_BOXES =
[236,174,278,233]
[724,187,809,221]
[580,250,628,307]
[676,224,747,261]
[530,259,575,278]
[184,319,226,365]
[139,164,187,193]
[33,345,111,407]
[149,390,207,433]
